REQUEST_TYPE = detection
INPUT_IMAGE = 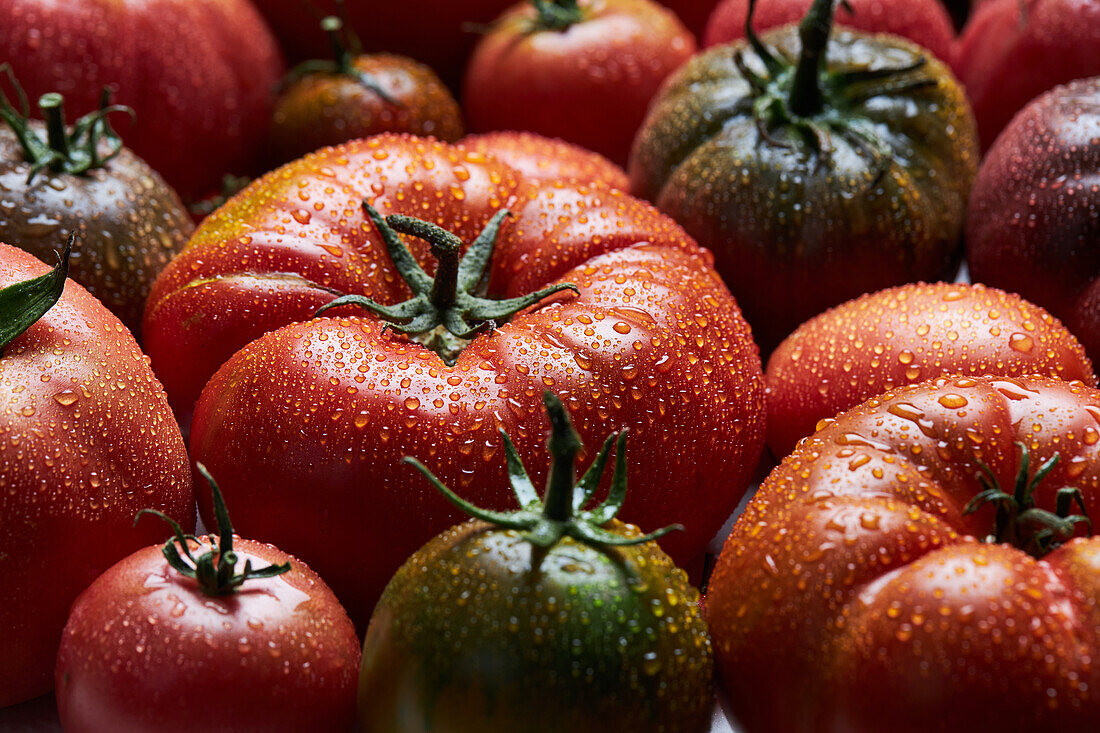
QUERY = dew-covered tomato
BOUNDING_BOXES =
[56,469,360,732]
[966,77,1100,365]
[704,0,956,64]
[0,0,283,198]
[461,131,629,188]
[360,394,713,733]
[956,0,1100,149]
[0,241,192,707]
[631,0,978,351]
[463,0,696,166]
[144,134,765,626]
[766,282,1096,456]
[270,16,463,166]
[709,374,1100,732]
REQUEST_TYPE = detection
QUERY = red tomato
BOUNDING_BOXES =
[0,0,283,198]
[55,472,360,731]
[966,77,1100,365]
[709,375,1100,732]
[0,243,193,707]
[766,282,1096,456]
[956,0,1100,148]
[144,134,766,626]
[463,0,696,166]
[704,0,956,64]
[462,131,630,188]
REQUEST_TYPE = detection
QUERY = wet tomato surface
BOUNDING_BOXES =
[766,282,1096,456]
[144,134,766,627]
[709,375,1100,732]
[966,77,1100,366]
[0,244,192,706]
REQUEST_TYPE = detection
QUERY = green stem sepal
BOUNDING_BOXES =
[280,15,396,103]
[531,0,584,31]
[135,463,290,596]
[0,65,133,183]
[316,202,578,365]
[405,391,683,549]
[964,442,1093,558]
[0,233,72,356]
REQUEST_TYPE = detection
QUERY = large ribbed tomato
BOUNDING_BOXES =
[709,375,1100,732]
[143,133,766,626]
[0,243,193,707]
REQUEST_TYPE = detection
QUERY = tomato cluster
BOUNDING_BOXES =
[1,0,1099,731]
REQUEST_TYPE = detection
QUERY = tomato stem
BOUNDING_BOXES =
[404,392,683,549]
[964,442,1093,558]
[532,0,584,31]
[279,16,396,103]
[316,202,578,365]
[788,0,836,117]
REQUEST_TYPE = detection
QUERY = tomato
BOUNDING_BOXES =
[708,374,1100,732]
[144,134,765,626]
[0,78,192,333]
[662,0,721,35]
[56,467,360,731]
[966,77,1100,365]
[704,0,956,65]
[766,282,1096,457]
[630,0,978,352]
[0,240,193,707]
[956,0,1100,149]
[462,131,630,188]
[254,0,514,86]
[464,0,696,166]
[0,0,283,199]
[359,393,712,732]
[270,16,463,166]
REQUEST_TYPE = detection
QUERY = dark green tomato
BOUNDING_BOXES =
[359,519,713,733]
[0,123,192,333]
[630,26,978,352]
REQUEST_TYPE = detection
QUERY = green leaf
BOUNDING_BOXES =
[0,233,72,353]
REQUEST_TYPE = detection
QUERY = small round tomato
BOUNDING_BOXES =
[631,0,978,351]
[0,78,192,333]
[956,0,1100,148]
[966,77,1100,365]
[464,0,696,165]
[360,393,713,733]
[0,239,192,707]
[55,468,360,732]
[766,282,1096,456]
[709,374,1100,732]
[704,0,956,64]
[270,16,463,165]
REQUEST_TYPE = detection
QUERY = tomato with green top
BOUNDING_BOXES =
[360,393,713,732]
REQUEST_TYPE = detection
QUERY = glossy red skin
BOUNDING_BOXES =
[0,0,283,199]
[766,282,1096,457]
[145,134,766,626]
[709,375,1100,732]
[956,0,1100,149]
[464,0,696,166]
[967,77,1100,366]
[55,537,360,732]
[462,131,630,188]
[704,0,956,63]
[253,0,513,86]
[0,245,193,707]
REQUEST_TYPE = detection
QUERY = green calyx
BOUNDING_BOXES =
[317,202,578,365]
[136,463,290,596]
[531,0,584,31]
[0,65,133,183]
[0,233,72,356]
[405,391,683,549]
[281,13,396,103]
[734,0,935,171]
[964,442,1093,559]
